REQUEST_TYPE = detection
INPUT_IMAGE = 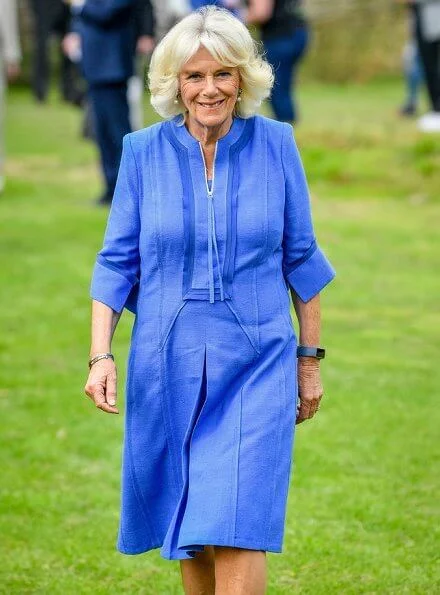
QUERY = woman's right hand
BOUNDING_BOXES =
[84,359,119,414]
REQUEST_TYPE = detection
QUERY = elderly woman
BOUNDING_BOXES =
[85,6,335,594]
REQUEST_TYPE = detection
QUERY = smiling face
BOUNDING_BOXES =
[178,46,241,140]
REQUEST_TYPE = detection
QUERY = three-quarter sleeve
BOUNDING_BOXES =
[90,134,141,314]
[281,124,335,302]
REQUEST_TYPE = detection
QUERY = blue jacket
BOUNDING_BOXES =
[92,114,335,319]
[76,0,137,85]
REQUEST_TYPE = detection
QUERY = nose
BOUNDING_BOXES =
[201,75,218,98]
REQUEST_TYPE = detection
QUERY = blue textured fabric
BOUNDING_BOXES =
[90,114,335,560]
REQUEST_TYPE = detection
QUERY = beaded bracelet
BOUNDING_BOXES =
[88,353,114,369]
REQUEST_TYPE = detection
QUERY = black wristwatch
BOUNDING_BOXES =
[296,345,326,360]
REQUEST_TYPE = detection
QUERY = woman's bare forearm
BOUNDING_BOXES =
[89,299,121,357]
[291,291,324,423]
[291,291,321,347]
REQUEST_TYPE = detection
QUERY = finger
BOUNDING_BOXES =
[308,405,319,418]
[93,383,106,407]
[94,388,118,414]
[84,384,94,399]
[309,396,320,413]
[296,402,310,424]
[106,374,117,407]
[96,401,119,414]
[85,376,105,400]
[296,409,308,424]
[300,397,313,418]
[306,398,321,418]
[296,395,321,423]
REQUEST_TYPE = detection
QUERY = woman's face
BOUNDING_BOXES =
[178,46,241,134]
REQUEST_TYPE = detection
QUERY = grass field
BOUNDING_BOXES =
[1,81,439,594]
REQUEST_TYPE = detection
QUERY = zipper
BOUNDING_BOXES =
[198,142,224,303]
[199,141,217,197]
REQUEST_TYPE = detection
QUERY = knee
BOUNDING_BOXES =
[214,546,267,593]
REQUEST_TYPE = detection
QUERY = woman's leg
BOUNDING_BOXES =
[180,545,216,595]
[214,546,267,595]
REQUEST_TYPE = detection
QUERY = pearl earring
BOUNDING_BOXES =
[237,88,242,102]
[174,93,180,105]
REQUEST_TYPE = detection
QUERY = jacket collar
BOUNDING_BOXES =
[168,114,247,149]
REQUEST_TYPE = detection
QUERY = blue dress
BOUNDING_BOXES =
[90,114,335,560]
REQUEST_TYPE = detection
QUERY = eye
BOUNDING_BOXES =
[217,72,231,78]
[188,73,202,80]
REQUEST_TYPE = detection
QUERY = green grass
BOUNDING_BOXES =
[1,80,439,593]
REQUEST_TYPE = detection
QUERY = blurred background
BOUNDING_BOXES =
[1,0,439,593]
[13,0,419,81]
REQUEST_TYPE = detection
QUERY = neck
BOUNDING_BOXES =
[186,115,234,147]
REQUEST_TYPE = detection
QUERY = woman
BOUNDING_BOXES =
[246,0,309,123]
[85,7,335,593]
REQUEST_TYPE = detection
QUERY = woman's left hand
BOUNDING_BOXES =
[296,359,323,424]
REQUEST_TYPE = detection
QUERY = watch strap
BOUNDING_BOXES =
[296,346,326,359]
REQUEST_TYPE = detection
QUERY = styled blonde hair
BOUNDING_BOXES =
[148,6,274,120]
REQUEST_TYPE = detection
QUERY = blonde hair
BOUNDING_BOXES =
[148,6,274,120]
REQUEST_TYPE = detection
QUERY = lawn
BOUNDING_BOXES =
[1,80,439,594]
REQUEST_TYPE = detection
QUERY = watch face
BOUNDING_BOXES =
[316,348,325,359]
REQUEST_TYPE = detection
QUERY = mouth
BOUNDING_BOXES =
[198,99,225,109]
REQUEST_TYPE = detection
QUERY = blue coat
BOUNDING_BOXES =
[76,0,137,85]
[91,114,335,559]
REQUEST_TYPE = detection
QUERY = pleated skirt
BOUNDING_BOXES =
[117,299,298,560]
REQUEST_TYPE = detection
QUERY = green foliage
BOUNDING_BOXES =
[1,83,439,593]
[304,1,407,82]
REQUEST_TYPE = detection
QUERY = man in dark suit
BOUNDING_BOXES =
[29,0,82,103]
[71,0,139,205]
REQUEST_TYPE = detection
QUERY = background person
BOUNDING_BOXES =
[84,7,334,594]
[246,0,309,123]
[0,0,21,194]
[28,0,82,103]
[151,0,191,41]
[400,38,424,116]
[63,0,155,138]
[129,0,156,131]
[397,0,425,116]
[69,0,138,205]
[411,0,440,131]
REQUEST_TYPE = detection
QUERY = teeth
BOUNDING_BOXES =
[200,100,223,107]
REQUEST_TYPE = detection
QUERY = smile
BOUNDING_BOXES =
[198,100,225,108]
